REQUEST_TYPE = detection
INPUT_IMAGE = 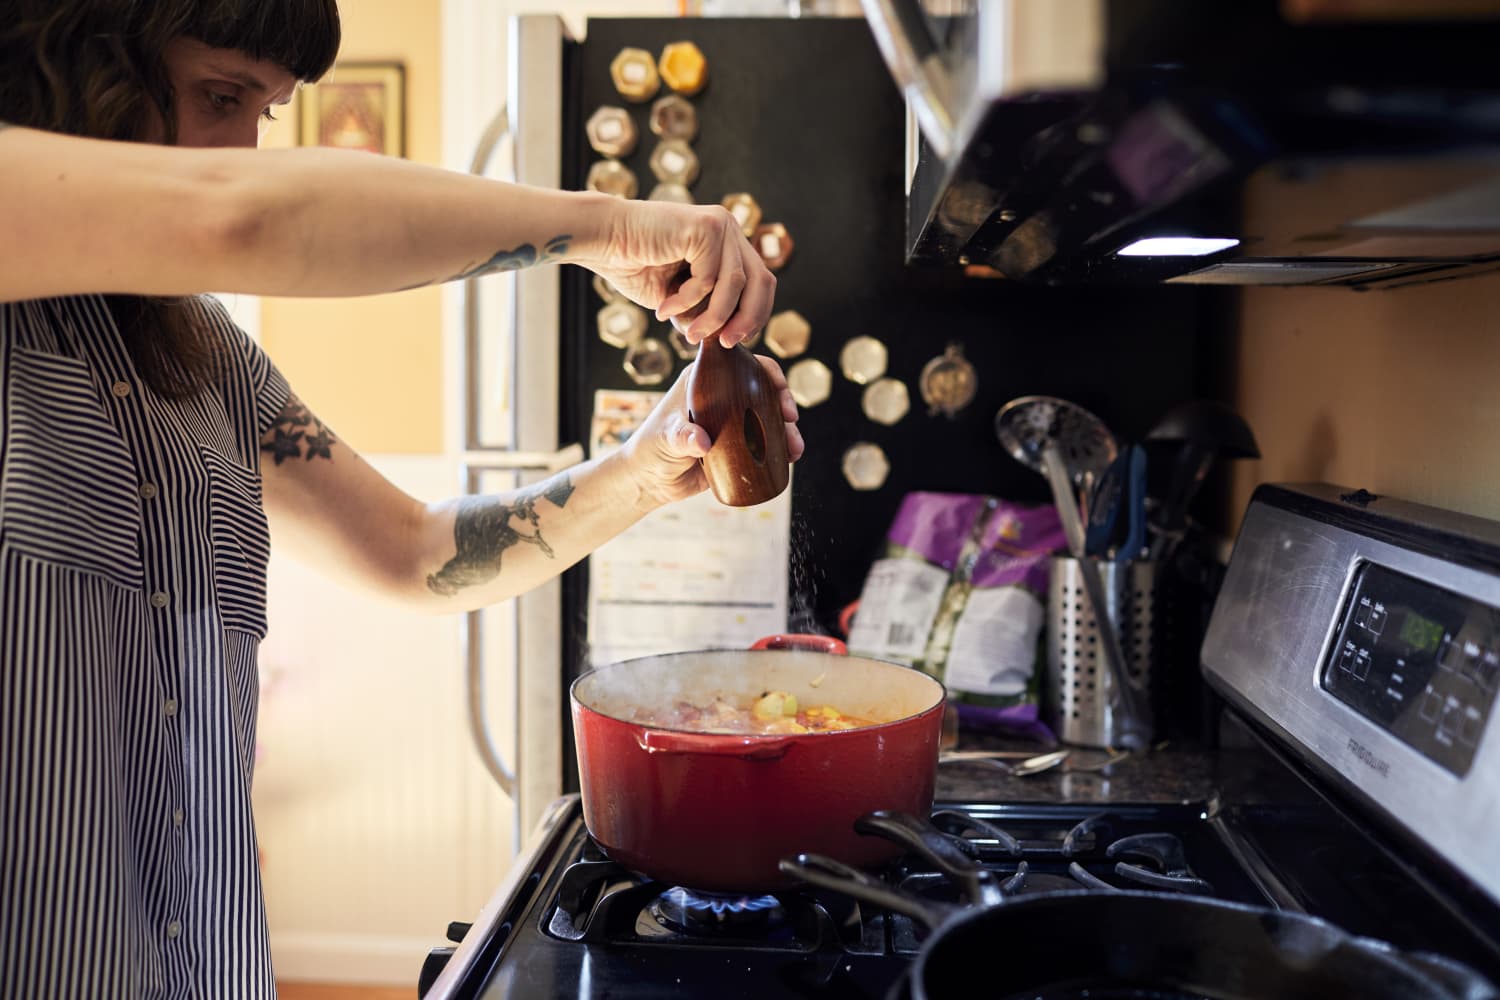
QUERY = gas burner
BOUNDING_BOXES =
[647,887,786,937]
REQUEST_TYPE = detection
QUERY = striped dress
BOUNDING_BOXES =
[1,295,289,998]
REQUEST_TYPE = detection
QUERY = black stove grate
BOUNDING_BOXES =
[541,803,1254,957]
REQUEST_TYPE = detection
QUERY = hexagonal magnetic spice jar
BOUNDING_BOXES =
[624,337,674,385]
[839,335,889,385]
[586,159,639,199]
[658,42,707,96]
[764,310,811,359]
[586,106,638,158]
[786,358,833,408]
[597,302,647,348]
[862,378,910,426]
[648,182,694,204]
[649,139,700,187]
[610,48,661,102]
[842,442,891,491]
[721,193,763,238]
[753,223,793,271]
[649,95,698,142]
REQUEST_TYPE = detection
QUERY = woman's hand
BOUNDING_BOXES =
[619,353,805,510]
[576,199,775,347]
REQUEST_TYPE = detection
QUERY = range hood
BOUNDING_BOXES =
[863,0,1500,287]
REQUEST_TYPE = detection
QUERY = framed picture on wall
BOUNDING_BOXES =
[299,62,405,157]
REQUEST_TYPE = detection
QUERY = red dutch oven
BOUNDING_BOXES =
[570,634,947,895]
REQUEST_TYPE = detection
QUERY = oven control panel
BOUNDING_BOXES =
[1203,483,1500,907]
[1323,562,1500,776]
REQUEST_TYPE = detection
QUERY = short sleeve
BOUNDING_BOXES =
[187,295,292,467]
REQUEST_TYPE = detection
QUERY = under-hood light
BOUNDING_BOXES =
[1116,236,1240,257]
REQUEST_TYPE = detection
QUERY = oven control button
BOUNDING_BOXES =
[1420,688,1443,722]
[1356,601,1387,636]
[1344,644,1368,677]
[1438,699,1462,742]
[1352,649,1371,681]
[1460,706,1483,747]
[1478,650,1499,691]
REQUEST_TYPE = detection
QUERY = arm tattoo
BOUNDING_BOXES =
[260,398,338,466]
[399,234,572,290]
[426,474,576,597]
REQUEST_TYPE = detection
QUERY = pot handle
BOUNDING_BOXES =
[638,730,795,760]
[751,633,848,655]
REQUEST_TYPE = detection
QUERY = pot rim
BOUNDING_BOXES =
[570,647,948,737]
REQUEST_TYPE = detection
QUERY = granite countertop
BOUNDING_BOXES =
[935,737,1230,805]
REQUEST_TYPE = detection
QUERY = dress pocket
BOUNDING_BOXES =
[0,348,145,590]
[198,446,270,638]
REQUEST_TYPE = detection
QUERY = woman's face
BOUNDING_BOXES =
[157,37,299,148]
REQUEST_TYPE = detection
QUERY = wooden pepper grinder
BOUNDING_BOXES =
[687,333,790,507]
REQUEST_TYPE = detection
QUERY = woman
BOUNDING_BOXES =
[0,1,802,996]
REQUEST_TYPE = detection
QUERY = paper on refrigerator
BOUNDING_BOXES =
[585,389,791,666]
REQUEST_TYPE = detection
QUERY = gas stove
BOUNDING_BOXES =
[421,484,1500,998]
[420,766,1496,998]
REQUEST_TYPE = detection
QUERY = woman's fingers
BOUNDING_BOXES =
[653,210,774,345]
[752,355,804,461]
[655,270,715,323]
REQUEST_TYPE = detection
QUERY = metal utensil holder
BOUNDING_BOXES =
[1045,556,1157,749]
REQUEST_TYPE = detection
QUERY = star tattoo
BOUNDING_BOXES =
[260,397,338,466]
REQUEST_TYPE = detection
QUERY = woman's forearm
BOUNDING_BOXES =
[0,125,622,301]
[410,453,654,614]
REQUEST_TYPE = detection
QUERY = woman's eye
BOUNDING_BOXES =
[208,91,237,111]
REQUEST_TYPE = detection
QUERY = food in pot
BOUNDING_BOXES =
[630,690,881,735]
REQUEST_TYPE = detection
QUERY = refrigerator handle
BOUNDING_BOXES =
[465,604,515,797]
[460,448,581,802]
[464,103,514,454]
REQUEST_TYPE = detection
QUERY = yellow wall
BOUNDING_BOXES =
[1226,270,1500,534]
[258,0,445,454]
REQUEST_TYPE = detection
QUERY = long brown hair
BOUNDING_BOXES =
[0,0,341,397]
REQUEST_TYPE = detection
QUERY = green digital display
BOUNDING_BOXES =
[1399,610,1446,654]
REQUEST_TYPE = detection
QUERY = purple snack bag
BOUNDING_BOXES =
[847,493,995,669]
[924,501,1063,738]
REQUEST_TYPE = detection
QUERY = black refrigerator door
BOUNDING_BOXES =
[558,17,1219,758]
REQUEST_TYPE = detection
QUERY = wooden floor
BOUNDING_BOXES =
[277,984,412,1000]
